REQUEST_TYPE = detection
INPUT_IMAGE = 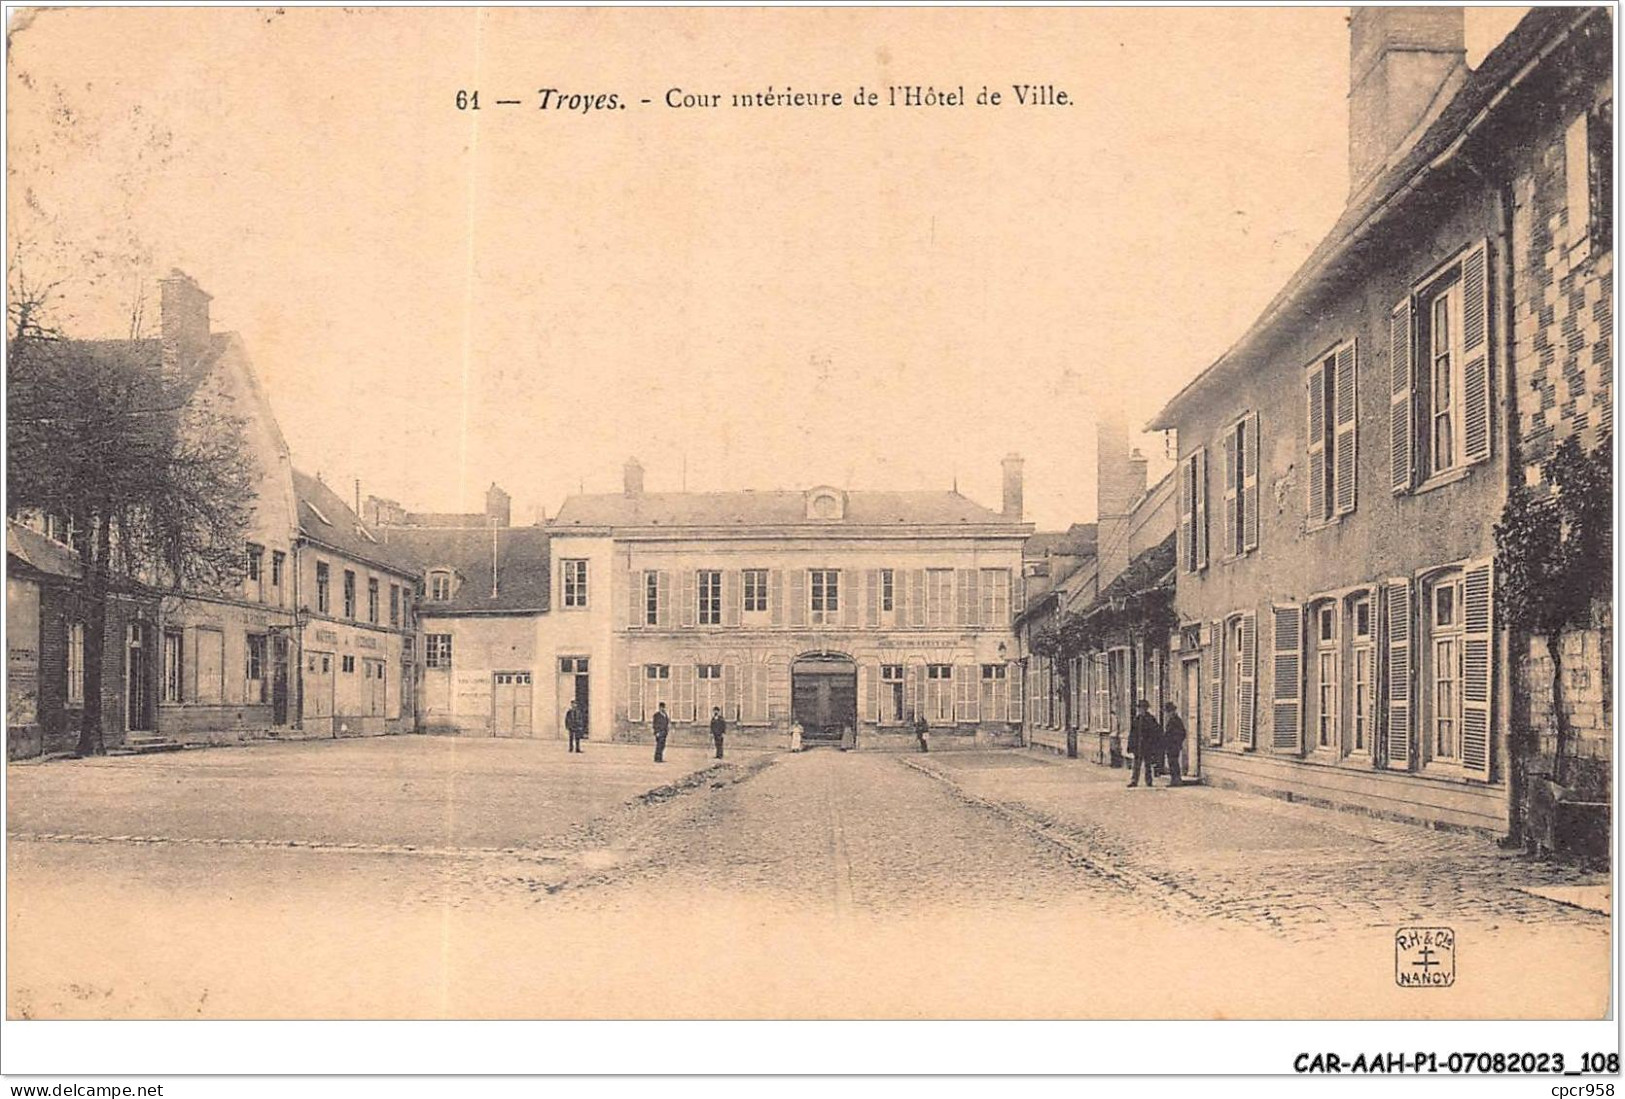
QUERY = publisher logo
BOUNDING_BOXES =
[1395,926,1456,987]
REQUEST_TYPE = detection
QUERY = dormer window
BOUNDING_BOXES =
[805,487,846,521]
[428,570,454,601]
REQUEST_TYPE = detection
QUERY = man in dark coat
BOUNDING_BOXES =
[709,706,726,760]
[914,711,930,753]
[565,699,584,753]
[1127,698,1162,788]
[1161,701,1187,787]
[652,702,670,763]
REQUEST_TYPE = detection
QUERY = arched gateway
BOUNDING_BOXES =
[791,652,857,747]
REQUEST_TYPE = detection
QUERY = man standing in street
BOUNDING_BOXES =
[913,711,930,753]
[1127,698,1162,788]
[653,702,670,763]
[565,698,585,753]
[709,706,726,760]
[1161,701,1187,787]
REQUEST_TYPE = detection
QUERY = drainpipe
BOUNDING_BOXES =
[1493,172,1523,845]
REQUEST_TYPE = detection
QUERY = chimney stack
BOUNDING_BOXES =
[623,457,645,497]
[1001,453,1024,521]
[159,269,212,375]
[485,483,511,527]
[1347,7,1466,198]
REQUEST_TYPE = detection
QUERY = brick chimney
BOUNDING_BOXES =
[1096,417,1149,582]
[1348,7,1467,198]
[159,269,212,375]
[623,457,645,497]
[485,483,511,527]
[1001,453,1024,521]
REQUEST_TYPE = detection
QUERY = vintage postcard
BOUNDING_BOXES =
[3,2,1615,1062]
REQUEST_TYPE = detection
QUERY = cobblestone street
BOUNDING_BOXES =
[6,739,1610,1019]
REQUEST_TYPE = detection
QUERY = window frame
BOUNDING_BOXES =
[425,633,453,669]
[562,559,590,609]
[742,568,769,614]
[342,569,357,619]
[809,568,841,624]
[162,627,185,704]
[66,621,86,708]
[315,561,331,614]
[697,569,722,626]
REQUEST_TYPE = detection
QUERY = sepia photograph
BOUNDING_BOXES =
[2,0,1617,1081]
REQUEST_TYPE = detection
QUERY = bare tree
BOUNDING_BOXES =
[8,272,256,754]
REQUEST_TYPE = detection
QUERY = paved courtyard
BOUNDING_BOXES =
[6,739,1610,1019]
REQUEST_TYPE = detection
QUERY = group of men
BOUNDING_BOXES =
[583,700,727,764]
[1126,699,1187,788]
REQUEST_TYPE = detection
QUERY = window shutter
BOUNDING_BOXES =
[1333,340,1358,516]
[656,572,672,629]
[1006,662,1023,722]
[865,569,881,628]
[723,570,741,627]
[909,570,927,628]
[1222,430,1239,558]
[788,569,808,627]
[769,569,783,627]
[895,566,911,626]
[1179,455,1194,572]
[1306,361,1327,521]
[865,662,880,722]
[1390,297,1415,494]
[841,572,857,628]
[1194,447,1209,570]
[677,663,696,722]
[723,663,739,721]
[1383,577,1413,769]
[1243,413,1260,552]
[956,664,978,722]
[965,569,982,627]
[1461,560,1493,780]
[1208,623,1224,746]
[1271,604,1303,752]
[1238,612,1258,748]
[628,571,643,629]
[627,664,643,723]
[680,571,697,628]
[907,662,923,721]
[1461,240,1493,465]
[768,660,789,720]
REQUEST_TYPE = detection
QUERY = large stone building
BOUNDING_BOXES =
[539,457,1032,749]
[1147,7,1612,836]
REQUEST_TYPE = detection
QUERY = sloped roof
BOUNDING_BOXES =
[1150,6,1602,429]
[6,519,82,581]
[293,469,418,576]
[1024,523,1099,559]
[382,525,551,614]
[1094,531,1177,606]
[552,489,1019,529]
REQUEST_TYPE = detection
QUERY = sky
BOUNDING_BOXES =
[7,6,1527,530]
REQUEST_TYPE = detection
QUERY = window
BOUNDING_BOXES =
[696,663,724,719]
[195,627,224,704]
[1425,278,1463,478]
[560,656,589,674]
[879,569,895,614]
[429,571,453,602]
[1350,594,1373,755]
[645,571,661,625]
[924,569,953,627]
[925,664,954,724]
[980,664,1009,725]
[1306,342,1358,523]
[162,629,184,703]
[66,622,85,707]
[343,570,356,618]
[644,664,672,717]
[368,578,379,624]
[1314,603,1338,752]
[1221,414,1260,557]
[562,559,589,608]
[810,569,840,624]
[743,569,769,614]
[342,654,356,674]
[425,633,453,668]
[246,634,267,703]
[1568,100,1613,252]
[271,551,285,603]
[246,543,265,601]
[1179,447,1209,573]
[1429,575,1464,764]
[979,568,1010,626]
[697,570,722,626]
[316,561,331,614]
[389,584,400,627]
[880,664,905,724]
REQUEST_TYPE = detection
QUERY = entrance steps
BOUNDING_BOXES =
[110,734,187,756]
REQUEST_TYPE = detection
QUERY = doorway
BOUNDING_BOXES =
[271,633,290,725]
[493,671,533,736]
[1180,656,1202,779]
[125,622,153,732]
[305,651,334,720]
[557,657,589,740]
[792,653,856,746]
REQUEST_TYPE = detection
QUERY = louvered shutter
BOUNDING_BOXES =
[1333,340,1358,516]
[627,664,643,723]
[1461,560,1493,779]
[723,663,739,721]
[723,570,741,627]
[1208,623,1224,745]
[841,571,857,628]
[910,570,927,627]
[1222,429,1239,558]
[769,569,783,627]
[865,662,880,722]
[950,665,969,722]
[1306,361,1327,521]
[1383,577,1413,769]
[1179,455,1194,572]
[1237,612,1257,748]
[677,663,696,722]
[1243,413,1260,552]
[894,567,910,626]
[656,572,672,629]
[788,569,807,627]
[1271,604,1303,752]
[1460,241,1492,465]
[628,571,643,629]
[865,569,881,628]
[1195,448,1210,570]
[907,662,923,721]
[768,660,789,720]
[1006,662,1023,722]
[1390,297,1415,494]
[965,569,982,627]
[951,570,969,627]
[679,571,697,628]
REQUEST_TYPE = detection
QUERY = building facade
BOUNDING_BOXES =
[1148,7,1612,835]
